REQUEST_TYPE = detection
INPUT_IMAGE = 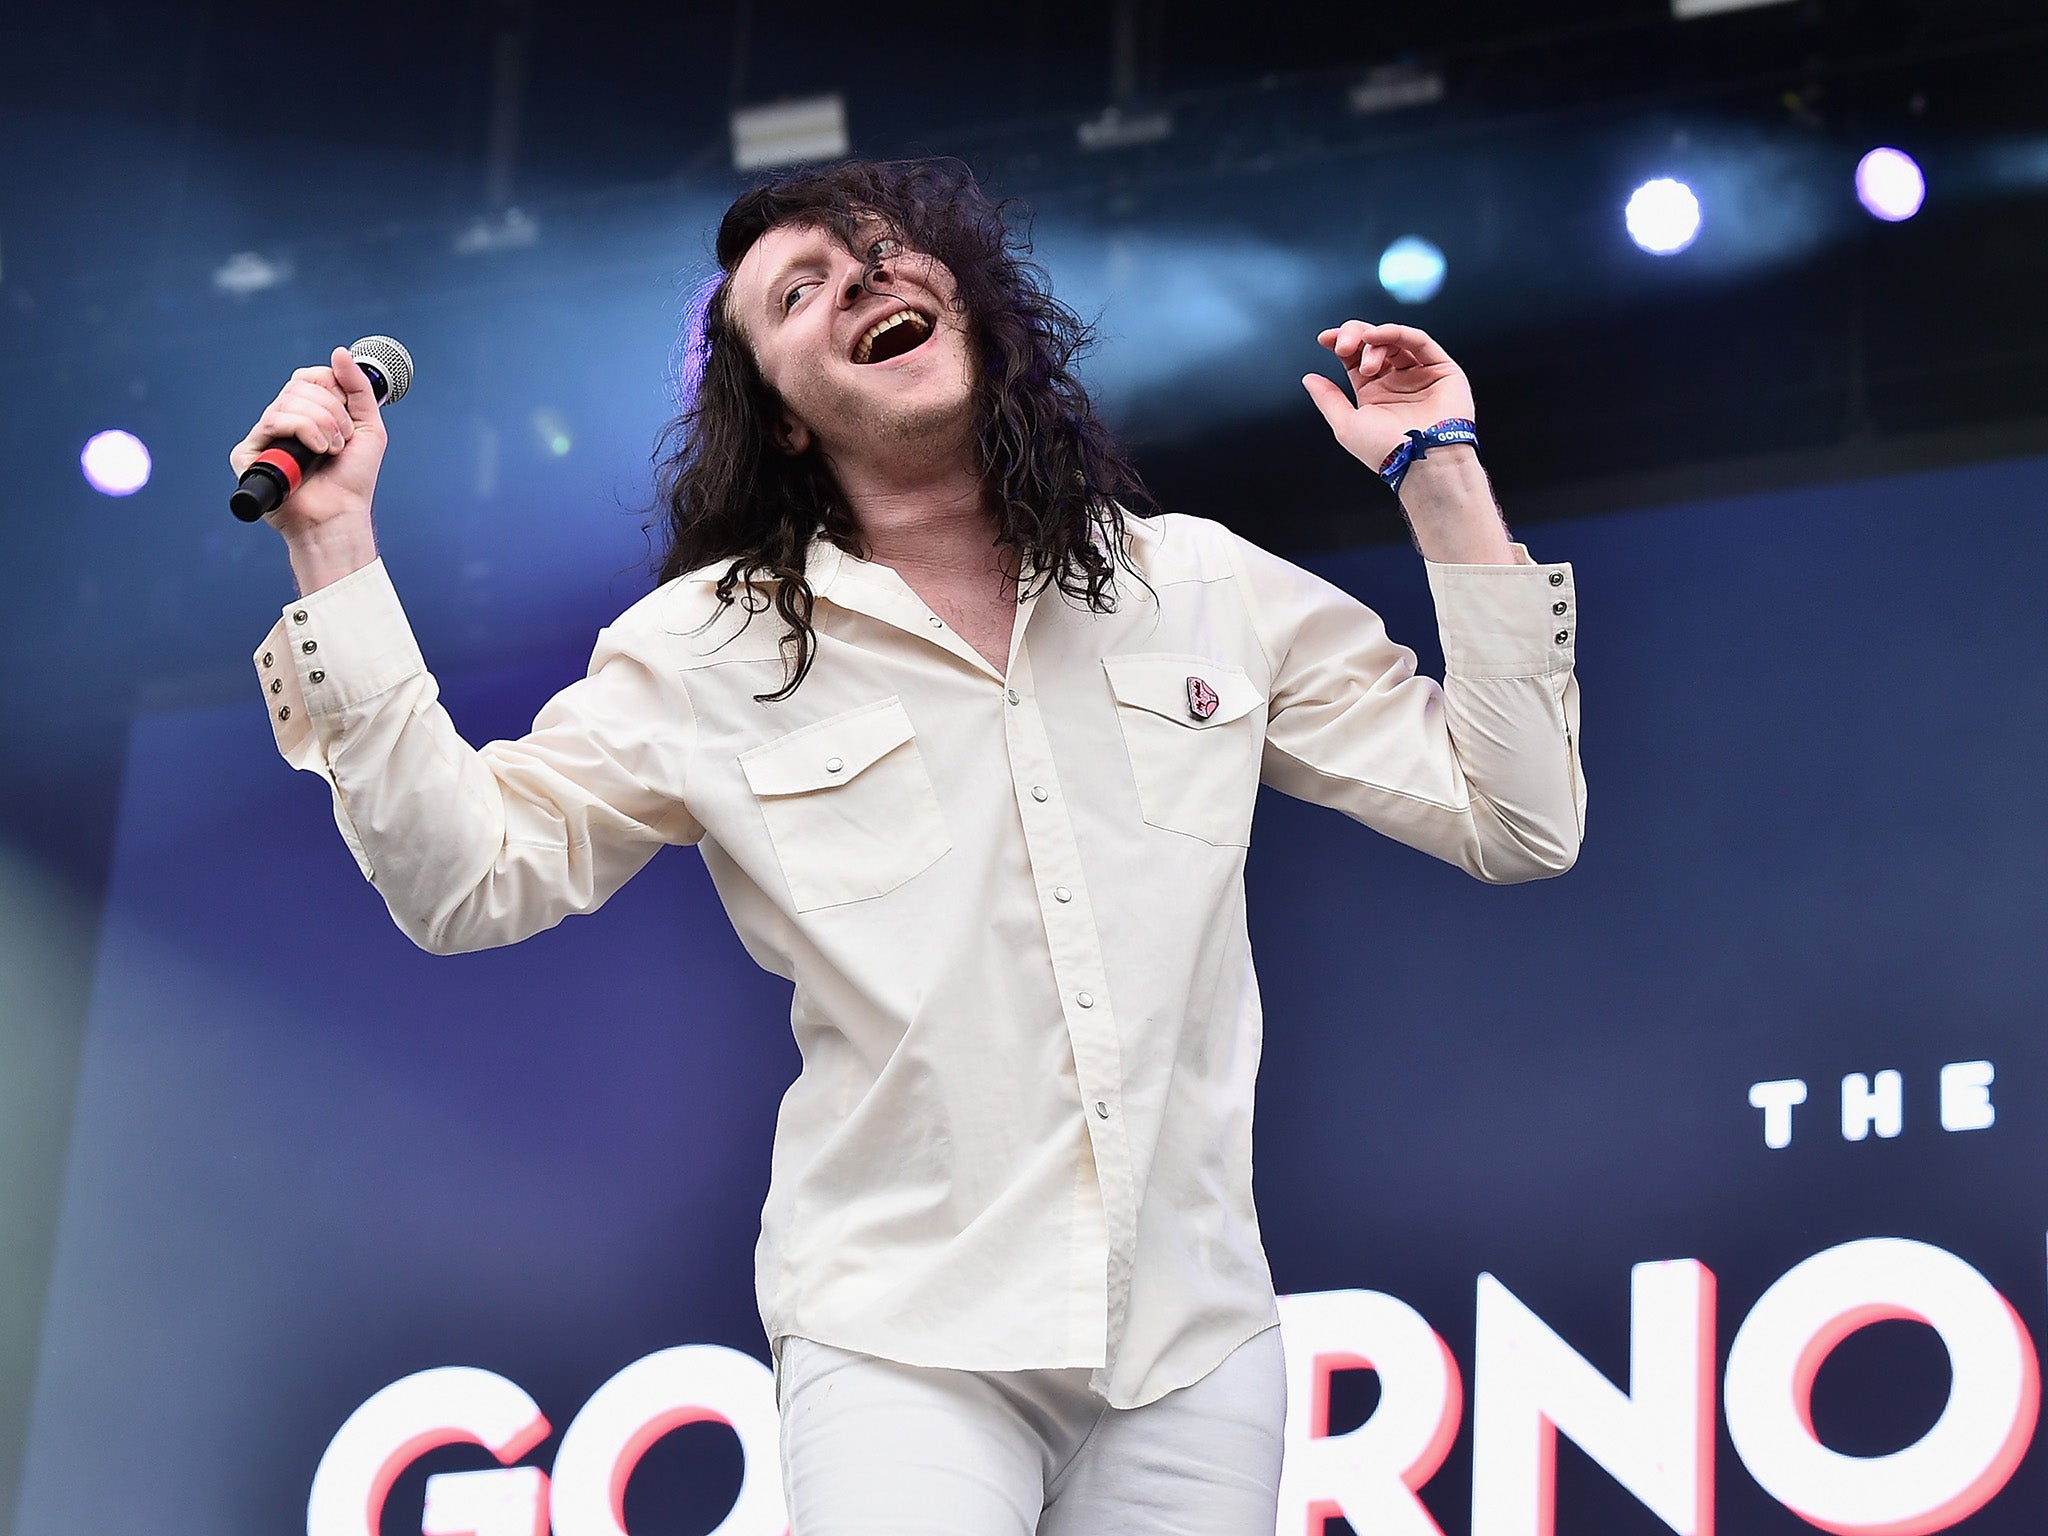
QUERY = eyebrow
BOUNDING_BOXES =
[758,230,841,318]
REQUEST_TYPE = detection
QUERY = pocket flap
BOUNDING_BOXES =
[740,696,920,797]
[1103,653,1264,729]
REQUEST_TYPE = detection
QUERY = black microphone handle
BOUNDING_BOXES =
[229,435,323,522]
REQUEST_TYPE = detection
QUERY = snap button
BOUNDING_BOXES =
[1553,600,1568,615]
[1554,630,1570,645]
[261,651,273,668]
[1054,886,1072,903]
[1006,688,1021,705]
[1076,991,1094,1009]
[309,669,326,684]
[301,639,318,654]
[269,678,282,695]
[277,705,291,721]
[927,615,943,628]
[825,756,845,774]
[1548,571,1563,587]
[1094,1101,1109,1118]
[1031,786,1049,802]
[292,608,308,623]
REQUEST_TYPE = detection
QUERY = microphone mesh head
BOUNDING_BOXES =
[348,335,414,404]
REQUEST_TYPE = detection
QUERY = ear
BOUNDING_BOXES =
[774,410,813,456]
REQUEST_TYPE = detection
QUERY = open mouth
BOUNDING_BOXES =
[851,307,935,365]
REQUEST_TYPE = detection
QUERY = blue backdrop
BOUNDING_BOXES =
[15,453,2048,1535]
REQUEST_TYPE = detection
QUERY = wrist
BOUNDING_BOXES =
[1396,448,1516,565]
[283,514,380,596]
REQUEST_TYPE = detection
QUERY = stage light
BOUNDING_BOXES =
[1856,147,1925,221]
[213,251,292,297]
[81,430,151,496]
[454,208,540,256]
[1378,237,1446,304]
[1348,62,1444,116]
[1076,106,1174,152]
[1625,178,1701,255]
[731,95,849,172]
[1671,0,1795,15]
[531,409,572,458]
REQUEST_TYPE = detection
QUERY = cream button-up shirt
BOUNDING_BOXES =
[254,511,1584,1408]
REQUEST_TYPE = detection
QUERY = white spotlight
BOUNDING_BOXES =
[82,430,151,496]
[1856,147,1925,221]
[1377,236,1446,304]
[1672,0,1795,15]
[1625,177,1702,255]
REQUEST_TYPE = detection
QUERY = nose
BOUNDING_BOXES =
[847,244,898,304]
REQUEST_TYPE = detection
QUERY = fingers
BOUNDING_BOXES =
[1319,320,1386,386]
[1317,319,1450,374]
[224,345,398,484]
[332,346,386,425]
[228,363,358,473]
[272,383,352,451]
[258,410,341,459]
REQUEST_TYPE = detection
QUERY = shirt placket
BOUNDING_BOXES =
[822,563,1009,684]
[808,548,1135,1369]
[1001,638,1137,1380]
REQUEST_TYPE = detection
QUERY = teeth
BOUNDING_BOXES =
[853,309,930,364]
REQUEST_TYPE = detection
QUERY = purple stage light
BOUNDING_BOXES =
[81,430,152,496]
[673,273,722,412]
[1856,147,1925,222]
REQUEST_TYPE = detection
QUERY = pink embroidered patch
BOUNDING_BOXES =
[1186,676,1219,721]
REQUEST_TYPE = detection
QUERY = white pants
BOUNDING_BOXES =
[775,1326,1286,1535]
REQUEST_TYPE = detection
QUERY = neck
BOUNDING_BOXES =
[833,450,1001,582]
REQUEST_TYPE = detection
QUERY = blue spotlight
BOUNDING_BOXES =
[81,430,152,496]
[1625,178,1702,255]
[1378,237,1446,304]
[1856,147,1925,221]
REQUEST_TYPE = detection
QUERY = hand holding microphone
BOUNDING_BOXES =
[228,335,412,526]
[230,336,412,593]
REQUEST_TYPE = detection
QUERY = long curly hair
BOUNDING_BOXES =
[647,157,1157,701]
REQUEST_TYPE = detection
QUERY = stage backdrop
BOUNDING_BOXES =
[14,454,2048,1536]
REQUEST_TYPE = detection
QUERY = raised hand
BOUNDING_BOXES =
[1301,320,1477,472]
[230,346,389,536]
[230,346,388,592]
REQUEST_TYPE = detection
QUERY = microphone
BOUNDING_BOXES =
[229,335,414,522]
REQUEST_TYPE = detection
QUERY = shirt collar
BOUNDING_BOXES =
[802,535,848,600]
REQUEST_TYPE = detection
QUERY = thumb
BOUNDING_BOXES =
[1301,372,1354,435]
[332,346,386,426]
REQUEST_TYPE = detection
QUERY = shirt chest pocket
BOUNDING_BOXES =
[739,696,951,913]
[1102,653,1267,848]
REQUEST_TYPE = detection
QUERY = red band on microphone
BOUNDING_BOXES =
[254,447,305,493]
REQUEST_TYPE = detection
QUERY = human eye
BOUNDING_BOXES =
[782,278,820,313]
[866,236,902,263]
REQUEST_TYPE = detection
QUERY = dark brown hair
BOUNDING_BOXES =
[646,157,1156,700]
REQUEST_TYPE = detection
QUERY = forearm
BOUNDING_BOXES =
[1394,446,1516,566]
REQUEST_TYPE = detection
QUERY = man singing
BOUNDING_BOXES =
[236,157,1582,1533]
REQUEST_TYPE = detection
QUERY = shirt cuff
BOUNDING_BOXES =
[1423,541,1576,678]
[251,558,427,756]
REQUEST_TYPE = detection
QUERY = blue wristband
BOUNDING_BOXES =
[1377,417,1479,493]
